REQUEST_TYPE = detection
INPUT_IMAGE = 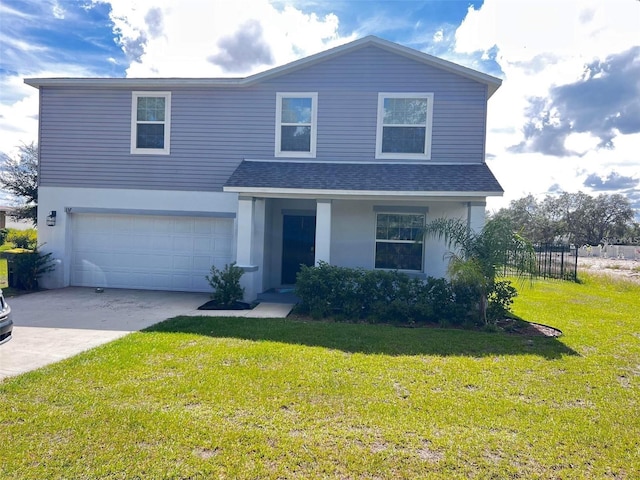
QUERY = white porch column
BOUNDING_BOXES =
[236,196,260,301]
[251,198,266,295]
[236,196,254,266]
[315,199,332,265]
[467,201,486,234]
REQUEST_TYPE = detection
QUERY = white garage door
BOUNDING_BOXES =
[71,213,234,292]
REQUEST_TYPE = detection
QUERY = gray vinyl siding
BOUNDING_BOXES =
[38,45,489,191]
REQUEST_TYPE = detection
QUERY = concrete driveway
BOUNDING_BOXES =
[0,287,294,380]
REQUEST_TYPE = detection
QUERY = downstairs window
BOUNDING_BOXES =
[375,212,425,271]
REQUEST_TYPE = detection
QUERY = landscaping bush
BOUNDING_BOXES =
[294,262,516,326]
[5,248,55,290]
[487,280,518,320]
[206,262,245,307]
[294,262,358,319]
[6,228,37,249]
[0,228,9,245]
[416,277,457,325]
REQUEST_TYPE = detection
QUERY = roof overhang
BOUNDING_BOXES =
[223,186,502,201]
[223,160,504,199]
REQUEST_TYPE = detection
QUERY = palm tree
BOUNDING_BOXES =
[423,216,537,324]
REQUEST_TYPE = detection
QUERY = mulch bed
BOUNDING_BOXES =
[197,300,254,311]
[497,318,562,337]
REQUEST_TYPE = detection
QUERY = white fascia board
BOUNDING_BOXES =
[24,77,244,89]
[223,186,503,199]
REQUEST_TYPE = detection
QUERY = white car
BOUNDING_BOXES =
[0,290,12,345]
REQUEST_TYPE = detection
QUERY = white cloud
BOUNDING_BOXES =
[456,0,640,210]
[52,0,65,19]
[563,132,600,156]
[99,0,353,77]
[0,33,50,55]
[0,76,39,158]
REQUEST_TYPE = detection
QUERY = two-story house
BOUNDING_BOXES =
[26,36,503,301]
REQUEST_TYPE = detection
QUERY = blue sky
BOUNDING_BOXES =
[1,0,639,214]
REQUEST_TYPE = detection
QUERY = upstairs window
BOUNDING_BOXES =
[376,93,433,160]
[131,92,171,154]
[275,92,317,157]
[375,213,425,271]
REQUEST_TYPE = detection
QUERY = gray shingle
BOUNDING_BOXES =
[224,161,503,193]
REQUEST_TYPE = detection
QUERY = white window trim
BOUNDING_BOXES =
[375,92,434,160]
[275,92,318,158]
[131,91,171,155]
[373,211,426,272]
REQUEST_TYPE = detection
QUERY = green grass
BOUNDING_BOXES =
[1,275,639,479]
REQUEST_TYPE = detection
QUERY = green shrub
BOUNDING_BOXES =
[8,249,55,290]
[0,228,8,245]
[206,262,245,307]
[295,263,520,326]
[417,277,456,325]
[294,262,351,319]
[6,228,37,249]
[487,280,518,320]
[450,281,483,326]
[296,263,457,324]
[361,270,418,323]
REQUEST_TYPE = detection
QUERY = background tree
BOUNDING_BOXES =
[492,194,560,243]
[493,192,636,245]
[0,142,38,225]
[624,222,640,244]
[578,194,633,245]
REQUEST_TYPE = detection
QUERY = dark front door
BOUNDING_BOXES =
[281,215,316,284]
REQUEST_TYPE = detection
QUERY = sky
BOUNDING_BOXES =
[1,0,639,215]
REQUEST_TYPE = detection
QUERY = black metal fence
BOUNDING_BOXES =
[533,243,578,282]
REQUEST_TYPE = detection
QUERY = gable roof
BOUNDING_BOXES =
[25,36,502,97]
[224,160,504,198]
[244,36,502,97]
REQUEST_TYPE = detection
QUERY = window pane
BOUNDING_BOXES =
[136,124,165,149]
[376,214,389,239]
[383,98,427,125]
[382,126,426,154]
[281,126,311,151]
[376,214,424,241]
[137,97,165,121]
[375,242,423,270]
[281,97,312,124]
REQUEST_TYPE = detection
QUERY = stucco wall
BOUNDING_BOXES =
[37,186,238,288]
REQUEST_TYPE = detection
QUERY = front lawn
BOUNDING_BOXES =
[1,274,639,478]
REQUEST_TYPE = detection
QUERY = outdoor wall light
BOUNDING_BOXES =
[46,210,57,227]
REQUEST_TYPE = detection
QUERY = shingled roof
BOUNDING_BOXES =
[224,161,503,195]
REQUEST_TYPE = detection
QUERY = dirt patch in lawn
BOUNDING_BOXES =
[577,256,640,284]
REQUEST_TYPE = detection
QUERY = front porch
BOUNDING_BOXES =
[231,196,488,302]
[235,196,333,302]
[224,160,504,302]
